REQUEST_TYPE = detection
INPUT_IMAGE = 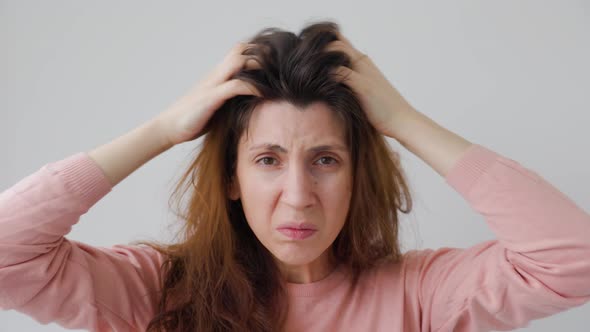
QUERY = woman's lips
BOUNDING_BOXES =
[276,221,317,230]
[277,228,317,240]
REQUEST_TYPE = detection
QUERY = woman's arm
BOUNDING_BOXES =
[326,32,590,330]
[0,42,262,330]
[324,33,473,177]
[87,117,172,187]
[88,42,262,188]
[388,107,472,177]
[386,107,473,178]
[405,143,590,331]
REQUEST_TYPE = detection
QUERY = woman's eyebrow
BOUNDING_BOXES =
[248,143,348,153]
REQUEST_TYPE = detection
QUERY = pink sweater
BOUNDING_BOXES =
[1,143,589,331]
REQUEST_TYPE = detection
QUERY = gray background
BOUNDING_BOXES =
[1,0,588,331]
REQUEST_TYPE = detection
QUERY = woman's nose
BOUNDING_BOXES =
[280,163,316,210]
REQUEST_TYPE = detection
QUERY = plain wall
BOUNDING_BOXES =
[1,0,588,330]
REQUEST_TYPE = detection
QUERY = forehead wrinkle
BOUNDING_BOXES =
[241,101,348,156]
[248,142,348,154]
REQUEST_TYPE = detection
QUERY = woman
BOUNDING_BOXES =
[1,21,589,331]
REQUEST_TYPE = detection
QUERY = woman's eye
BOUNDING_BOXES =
[316,156,338,166]
[256,156,338,167]
[257,157,277,166]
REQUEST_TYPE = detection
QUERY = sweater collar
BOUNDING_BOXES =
[286,262,348,297]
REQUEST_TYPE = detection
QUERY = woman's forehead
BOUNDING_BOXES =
[241,101,347,147]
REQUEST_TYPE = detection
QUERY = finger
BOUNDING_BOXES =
[243,56,263,71]
[334,31,365,57]
[334,30,354,47]
[324,40,346,54]
[324,40,367,69]
[331,66,360,90]
[204,42,256,88]
[216,78,262,101]
[207,42,249,86]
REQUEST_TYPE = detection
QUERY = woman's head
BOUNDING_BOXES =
[229,100,353,283]
[142,20,413,331]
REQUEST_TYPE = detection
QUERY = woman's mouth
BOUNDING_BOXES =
[277,228,317,240]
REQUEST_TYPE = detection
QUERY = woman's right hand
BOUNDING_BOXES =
[156,42,261,146]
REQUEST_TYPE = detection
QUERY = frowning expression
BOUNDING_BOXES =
[230,100,353,269]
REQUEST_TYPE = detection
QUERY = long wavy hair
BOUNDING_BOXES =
[137,20,414,331]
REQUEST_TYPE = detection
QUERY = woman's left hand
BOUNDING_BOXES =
[325,31,416,139]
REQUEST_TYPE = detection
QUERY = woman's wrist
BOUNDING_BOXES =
[386,107,473,178]
[88,117,175,187]
[383,104,418,141]
[151,114,177,150]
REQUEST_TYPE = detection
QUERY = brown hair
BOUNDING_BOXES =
[138,20,413,331]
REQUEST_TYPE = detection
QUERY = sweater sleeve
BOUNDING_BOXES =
[0,153,166,331]
[407,144,590,332]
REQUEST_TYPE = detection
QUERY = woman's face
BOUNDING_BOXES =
[230,100,353,283]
